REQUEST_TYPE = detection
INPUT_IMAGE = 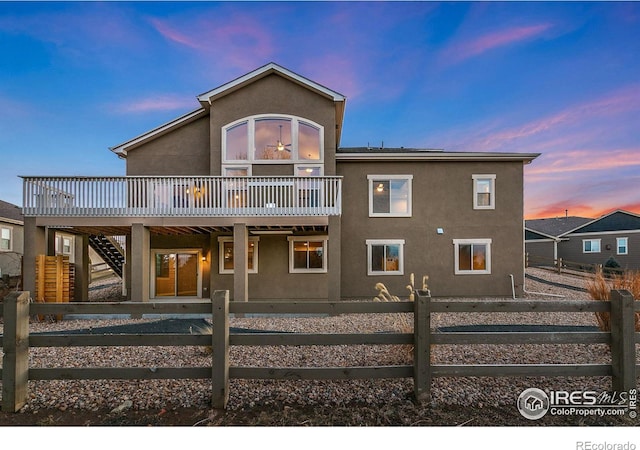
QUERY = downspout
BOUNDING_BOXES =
[509,274,516,300]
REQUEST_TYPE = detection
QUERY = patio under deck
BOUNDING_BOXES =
[21,176,343,305]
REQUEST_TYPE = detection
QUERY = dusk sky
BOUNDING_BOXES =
[1,1,639,219]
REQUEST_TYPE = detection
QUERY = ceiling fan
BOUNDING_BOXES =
[267,125,292,152]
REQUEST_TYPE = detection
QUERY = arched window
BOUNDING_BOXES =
[222,114,323,165]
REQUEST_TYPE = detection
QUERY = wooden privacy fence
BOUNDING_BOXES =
[1,290,639,412]
[35,255,74,304]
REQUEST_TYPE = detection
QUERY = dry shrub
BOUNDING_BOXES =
[586,268,640,332]
[373,275,431,363]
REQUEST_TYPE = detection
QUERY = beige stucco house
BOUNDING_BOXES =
[21,63,538,301]
[0,200,24,280]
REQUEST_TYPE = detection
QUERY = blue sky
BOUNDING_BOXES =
[1,1,639,218]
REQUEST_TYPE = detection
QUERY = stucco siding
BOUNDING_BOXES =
[126,116,210,175]
[337,160,525,298]
[558,232,640,270]
[210,233,327,300]
[209,74,338,176]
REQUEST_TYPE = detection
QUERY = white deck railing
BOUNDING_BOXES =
[22,176,342,217]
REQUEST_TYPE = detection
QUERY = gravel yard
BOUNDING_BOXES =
[1,268,638,426]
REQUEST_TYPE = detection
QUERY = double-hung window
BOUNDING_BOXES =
[617,237,628,255]
[472,175,496,209]
[288,236,328,273]
[583,239,601,253]
[366,239,405,275]
[0,227,11,251]
[453,239,491,274]
[368,175,412,217]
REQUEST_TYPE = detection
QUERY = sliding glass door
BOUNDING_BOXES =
[153,251,200,298]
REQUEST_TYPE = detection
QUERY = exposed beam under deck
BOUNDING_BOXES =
[34,216,329,228]
[47,224,329,237]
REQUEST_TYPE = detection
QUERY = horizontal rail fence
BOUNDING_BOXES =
[21,176,342,217]
[525,253,626,277]
[1,290,638,412]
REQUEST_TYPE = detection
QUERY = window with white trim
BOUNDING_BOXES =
[583,239,601,253]
[218,237,259,274]
[0,226,12,251]
[223,114,323,164]
[617,237,628,255]
[453,239,492,274]
[368,175,412,217]
[472,175,496,209]
[366,239,405,275]
[288,236,328,273]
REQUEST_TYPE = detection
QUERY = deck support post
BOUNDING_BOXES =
[233,223,248,302]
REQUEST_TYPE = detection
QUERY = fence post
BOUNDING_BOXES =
[557,257,563,274]
[211,290,230,409]
[2,291,30,412]
[610,289,637,393]
[413,289,431,404]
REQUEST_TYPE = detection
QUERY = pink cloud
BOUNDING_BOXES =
[443,23,553,65]
[112,95,196,114]
[526,201,599,220]
[451,83,640,153]
[148,15,273,71]
[147,17,200,49]
[526,148,640,178]
[526,201,640,221]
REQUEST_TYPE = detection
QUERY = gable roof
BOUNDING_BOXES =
[110,108,207,157]
[560,210,640,236]
[0,199,24,224]
[524,227,560,242]
[196,62,346,105]
[111,63,347,158]
[525,216,592,237]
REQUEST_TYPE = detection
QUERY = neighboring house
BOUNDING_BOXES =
[526,210,640,270]
[557,210,640,270]
[0,199,78,281]
[0,199,24,279]
[525,216,591,265]
[21,63,539,301]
